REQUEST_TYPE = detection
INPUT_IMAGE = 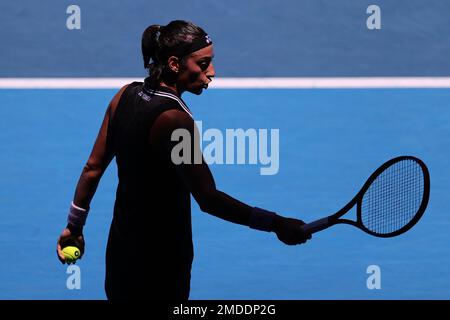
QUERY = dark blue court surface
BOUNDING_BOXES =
[0,88,449,299]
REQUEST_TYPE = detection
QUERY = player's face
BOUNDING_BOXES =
[178,45,215,95]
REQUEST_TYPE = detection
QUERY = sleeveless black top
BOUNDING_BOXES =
[104,78,194,298]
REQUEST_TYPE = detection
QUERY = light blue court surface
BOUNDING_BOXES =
[0,88,449,299]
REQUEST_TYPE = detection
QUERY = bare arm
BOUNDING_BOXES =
[150,109,312,245]
[57,85,128,263]
[72,84,128,209]
[150,109,252,226]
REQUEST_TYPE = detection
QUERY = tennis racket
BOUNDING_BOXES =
[301,156,430,237]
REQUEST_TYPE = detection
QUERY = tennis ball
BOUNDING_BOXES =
[62,246,81,264]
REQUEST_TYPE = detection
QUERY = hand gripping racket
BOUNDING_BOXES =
[301,156,430,237]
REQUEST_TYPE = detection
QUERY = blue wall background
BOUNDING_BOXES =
[1,0,449,77]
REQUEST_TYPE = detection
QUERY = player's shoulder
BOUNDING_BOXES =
[108,84,131,118]
[116,83,132,99]
[156,108,193,129]
[150,108,194,144]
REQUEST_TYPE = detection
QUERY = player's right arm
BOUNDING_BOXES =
[150,109,311,245]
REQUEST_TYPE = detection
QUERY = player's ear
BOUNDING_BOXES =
[167,56,180,73]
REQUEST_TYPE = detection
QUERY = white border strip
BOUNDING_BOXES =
[213,77,450,88]
[2,77,450,89]
[0,78,138,89]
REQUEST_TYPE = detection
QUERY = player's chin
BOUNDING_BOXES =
[189,85,206,95]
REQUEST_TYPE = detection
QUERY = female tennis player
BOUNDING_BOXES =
[56,20,311,300]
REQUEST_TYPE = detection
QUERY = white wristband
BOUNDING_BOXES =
[67,201,89,228]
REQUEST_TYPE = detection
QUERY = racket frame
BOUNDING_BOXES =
[302,156,430,237]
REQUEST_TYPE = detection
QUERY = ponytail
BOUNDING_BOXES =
[141,24,162,68]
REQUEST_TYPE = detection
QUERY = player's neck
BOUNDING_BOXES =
[159,82,182,97]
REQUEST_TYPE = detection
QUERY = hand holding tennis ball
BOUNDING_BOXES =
[62,246,81,264]
[57,225,85,264]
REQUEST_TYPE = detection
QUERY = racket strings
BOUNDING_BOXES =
[361,159,424,235]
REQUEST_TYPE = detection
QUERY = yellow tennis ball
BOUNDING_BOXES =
[62,246,81,264]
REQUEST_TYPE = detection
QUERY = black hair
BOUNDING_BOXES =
[141,20,207,88]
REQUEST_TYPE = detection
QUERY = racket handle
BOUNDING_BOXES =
[301,217,331,234]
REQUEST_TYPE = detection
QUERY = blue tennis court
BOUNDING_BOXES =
[0,88,449,299]
[1,0,450,300]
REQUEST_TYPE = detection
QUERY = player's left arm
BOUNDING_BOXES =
[71,84,128,210]
[56,85,128,264]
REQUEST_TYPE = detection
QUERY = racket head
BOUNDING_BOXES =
[354,156,430,238]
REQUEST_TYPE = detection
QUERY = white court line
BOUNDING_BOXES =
[1,77,450,89]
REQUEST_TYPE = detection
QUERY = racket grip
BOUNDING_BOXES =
[301,217,331,234]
